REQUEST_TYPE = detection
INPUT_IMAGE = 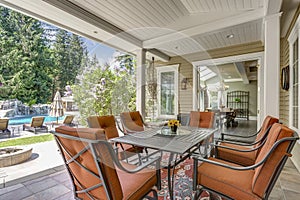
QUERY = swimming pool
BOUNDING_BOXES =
[8,115,65,125]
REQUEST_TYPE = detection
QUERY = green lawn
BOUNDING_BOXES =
[0,134,54,148]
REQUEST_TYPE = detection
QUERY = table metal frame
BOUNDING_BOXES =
[110,126,217,199]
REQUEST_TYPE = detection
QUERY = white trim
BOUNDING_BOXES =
[287,14,300,133]
[192,66,198,111]
[192,52,264,67]
[157,64,179,119]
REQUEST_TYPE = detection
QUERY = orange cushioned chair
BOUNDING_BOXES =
[52,126,161,200]
[87,115,143,159]
[120,111,147,134]
[189,111,215,128]
[215,115,279,166]
[188,111,215,157]
[193,123,299,200]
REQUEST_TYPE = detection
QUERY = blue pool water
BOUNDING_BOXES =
[9,115,65,125]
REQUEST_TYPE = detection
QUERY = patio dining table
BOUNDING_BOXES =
[109,126,217,199]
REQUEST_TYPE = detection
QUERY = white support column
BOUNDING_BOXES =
[192,65,198,111]
[263,13,281,118]
[136,49,146,117]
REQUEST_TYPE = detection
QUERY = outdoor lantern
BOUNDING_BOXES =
[181,78,188,90]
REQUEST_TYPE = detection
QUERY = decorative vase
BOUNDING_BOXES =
[170,125,177,134]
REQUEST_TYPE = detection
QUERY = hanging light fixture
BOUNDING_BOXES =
[147,57,157,99]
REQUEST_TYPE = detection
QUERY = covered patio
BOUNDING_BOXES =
[0,0,299,199]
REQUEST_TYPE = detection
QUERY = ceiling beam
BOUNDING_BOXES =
[264,0,283,15]
[42,0,142,47]
[234,62,249,84]
[147,49,170,62]
[143,8,265,48]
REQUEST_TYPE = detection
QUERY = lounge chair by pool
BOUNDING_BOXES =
[0,118,11,137]
[23,116,48,134]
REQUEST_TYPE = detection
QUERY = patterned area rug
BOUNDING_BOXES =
[157,158,223,200]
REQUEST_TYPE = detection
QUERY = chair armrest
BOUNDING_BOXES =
[216,138,260,146]
[213,143,261,152]
[220,131,259,140]
[193,136,297,171]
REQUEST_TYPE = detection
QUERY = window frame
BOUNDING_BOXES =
[288,15,300,132]
[156,64,179,119]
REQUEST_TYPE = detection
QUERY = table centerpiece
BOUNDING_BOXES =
[168,119,180,134]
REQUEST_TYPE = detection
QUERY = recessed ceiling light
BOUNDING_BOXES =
[226,34,234,39]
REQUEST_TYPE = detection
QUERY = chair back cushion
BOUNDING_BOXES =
[87,116,99,128]
[189,111,215,128]
[254,115,279,148]
[120,111,144,133]
[31,117,45,127]
[54,126,122,200]
[63,115,74,124]
[0,118,9,130]
[252,123,294,197]
[87,115,119,140]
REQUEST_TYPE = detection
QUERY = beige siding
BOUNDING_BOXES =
[280,6,300,125]
[280,5,300,172]
[280,38,290,125]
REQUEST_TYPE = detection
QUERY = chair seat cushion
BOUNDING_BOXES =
[217,143,257,166]
[118,162,157,200]
[197,158,260,200]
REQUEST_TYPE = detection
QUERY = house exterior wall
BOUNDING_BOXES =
[280,6,300,125]
[280,38,290,125]
[280,5,300,171]
[155,41,264,116]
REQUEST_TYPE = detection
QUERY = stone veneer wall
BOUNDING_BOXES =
[0,99,50,117]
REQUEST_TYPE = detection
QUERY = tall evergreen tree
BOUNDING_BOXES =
[0,6,52,104]
[52,30,85,95]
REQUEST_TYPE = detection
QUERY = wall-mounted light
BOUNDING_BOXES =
[181,78,192,90]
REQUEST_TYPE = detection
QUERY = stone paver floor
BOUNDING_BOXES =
[0,119,299,199]
[0,158,299,200]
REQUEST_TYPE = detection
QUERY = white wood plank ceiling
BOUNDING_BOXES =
[0,0,286,59]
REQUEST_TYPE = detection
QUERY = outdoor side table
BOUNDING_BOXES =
[10,125,21,137]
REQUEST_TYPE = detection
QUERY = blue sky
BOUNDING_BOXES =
[83,38,117,65]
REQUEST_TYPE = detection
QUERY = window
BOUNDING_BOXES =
[288,16,300,131]
[157,65,179,119]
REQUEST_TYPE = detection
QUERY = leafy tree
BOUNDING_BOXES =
[73,53,136,125]
[0,6,52,104]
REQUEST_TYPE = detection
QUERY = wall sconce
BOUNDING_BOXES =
[181,78,192,90]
